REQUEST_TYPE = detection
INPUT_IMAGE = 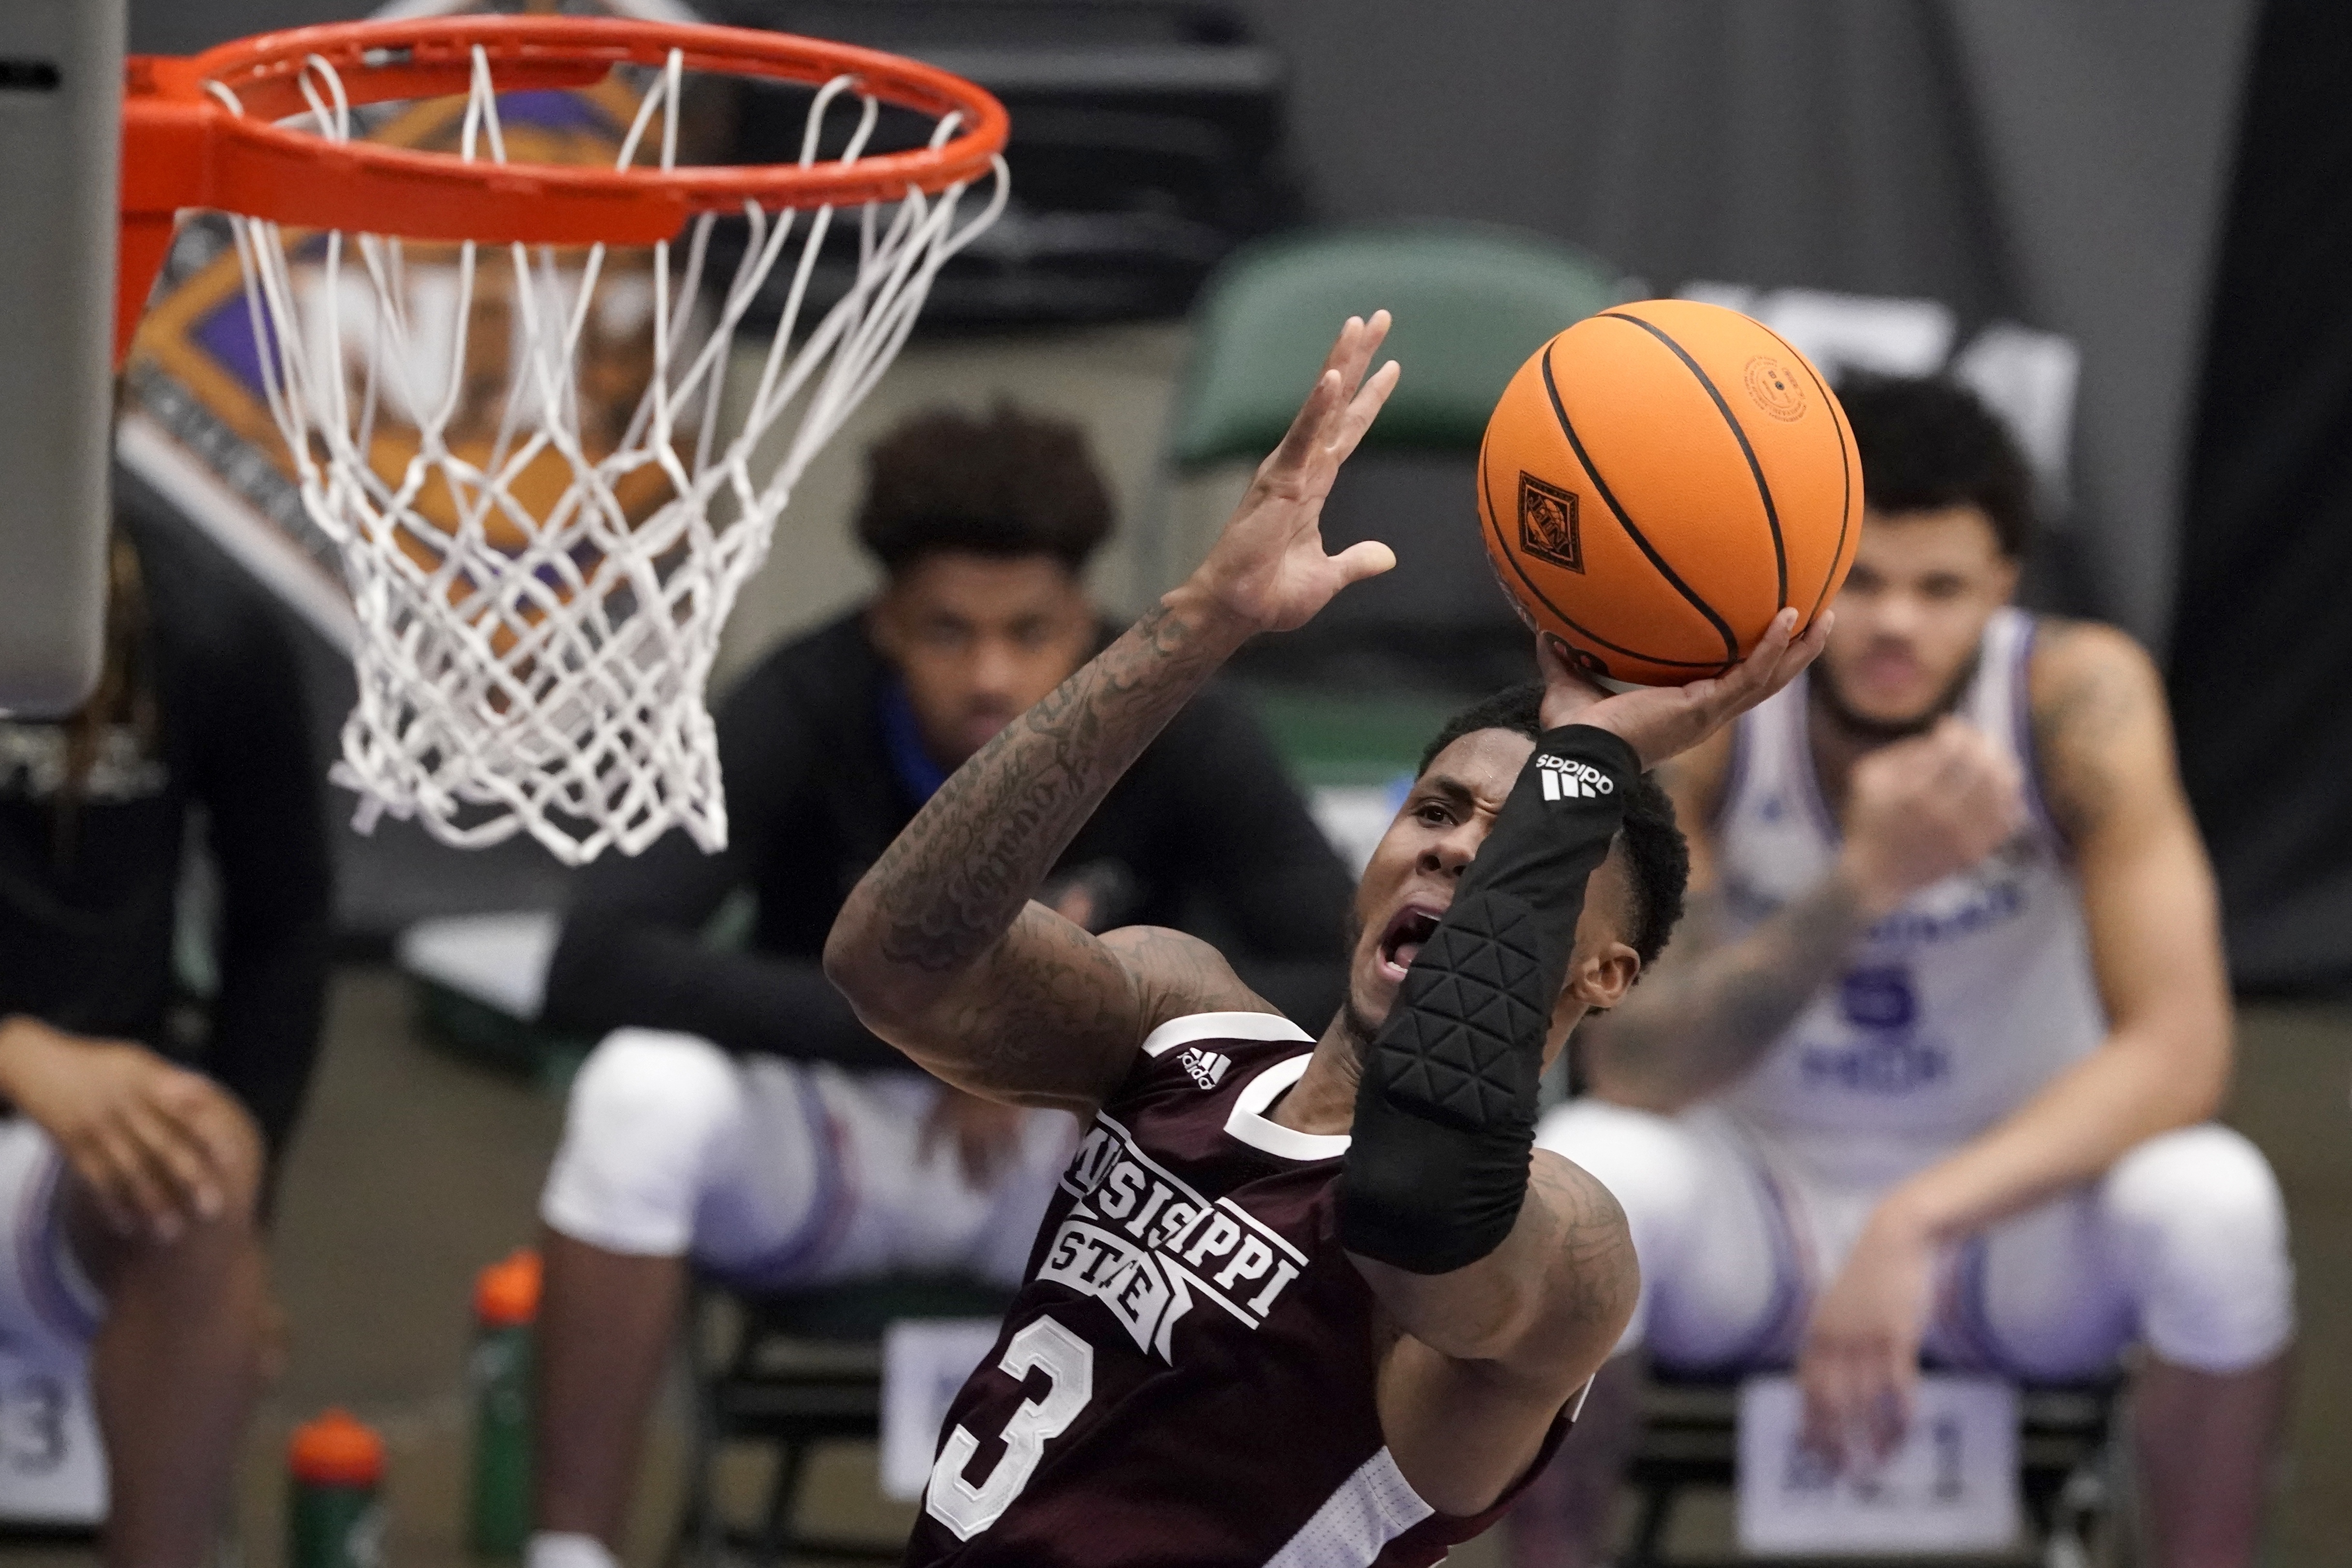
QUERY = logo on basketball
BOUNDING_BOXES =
[1743,356,1808,422]
[1517,473,1584,573]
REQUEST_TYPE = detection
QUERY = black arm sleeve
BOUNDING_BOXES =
[191,598,333,1174]
[1338,725,1637,1275]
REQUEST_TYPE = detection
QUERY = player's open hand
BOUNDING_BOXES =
[0,1015,252,1244]
[1537,608,1829,769]
[1838,718,2024,916]
[1186,313,1401,635]
[1797,1207,1936,1473]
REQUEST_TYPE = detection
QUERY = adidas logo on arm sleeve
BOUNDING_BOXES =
[1537,754,1618,802]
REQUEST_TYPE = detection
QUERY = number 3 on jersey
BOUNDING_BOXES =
[924,1317,1093,1540]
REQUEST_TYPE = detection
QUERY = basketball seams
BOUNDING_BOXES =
[1749,318,1855,626]
[1477,436,1732,673]
[1536,345,1741,670]
[1600,310,1790,612]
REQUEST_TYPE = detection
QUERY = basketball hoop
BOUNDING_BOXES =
[118,16,1008,863]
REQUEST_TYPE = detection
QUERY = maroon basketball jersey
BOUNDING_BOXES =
[904,1011,1570,1567]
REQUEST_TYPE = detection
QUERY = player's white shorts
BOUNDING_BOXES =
[541,1030,1078,1290]
[1535,1099,2294,1379]
[0,1120,105,1372]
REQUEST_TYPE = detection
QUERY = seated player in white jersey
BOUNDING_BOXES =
[524,405,1356,1568]
[825,314,1832,1567]
[1512,376,2293,1568]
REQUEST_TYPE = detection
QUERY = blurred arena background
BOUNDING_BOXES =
[16,0,2348,1563]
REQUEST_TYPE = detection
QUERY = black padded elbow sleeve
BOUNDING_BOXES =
[1338,725,1637,1274]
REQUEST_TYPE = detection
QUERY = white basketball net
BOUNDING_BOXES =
[222,47,1005,863]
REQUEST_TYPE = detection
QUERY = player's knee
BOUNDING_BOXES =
[158,1074,265,1232]
[2103,1124,2294,1371]
[543,1030,745,1255]
[1534,1098,1706,1239]
[1533,1099,1707,1352]
[211,1099,266,1227]
[569,1029,740,1152]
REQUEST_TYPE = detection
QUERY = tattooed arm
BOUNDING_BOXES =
[1798,619,2234,1469]
[1371,1149,1638,1514]
[1848,620,2233,1229]
[1580,714,2024,1111]
[824,316,1401,1114]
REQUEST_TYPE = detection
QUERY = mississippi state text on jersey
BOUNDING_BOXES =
[905,1011,1568,1567]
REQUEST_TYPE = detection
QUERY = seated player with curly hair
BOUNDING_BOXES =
[1514,375,2292,1568]
[526,403,1358,1568]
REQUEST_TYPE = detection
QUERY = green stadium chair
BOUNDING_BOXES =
[1158,221,1630,765]
[674,1274,1015,1567]
[1169,221,1627,470]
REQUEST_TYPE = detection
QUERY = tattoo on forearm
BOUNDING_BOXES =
[1523,1156,1637,1336]
[2031,621,2143,842]
[1585,876,1870,1103]
[858,601,1231,977]
[842,594,1242,1086]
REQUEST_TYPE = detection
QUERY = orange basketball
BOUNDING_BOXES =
[1477,299,1861,686]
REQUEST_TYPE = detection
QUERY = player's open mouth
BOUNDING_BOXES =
[1376,904,1446,983]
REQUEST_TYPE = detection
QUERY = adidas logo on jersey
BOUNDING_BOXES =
[1178,1047,1232,1090]
[1536,753,1616,802]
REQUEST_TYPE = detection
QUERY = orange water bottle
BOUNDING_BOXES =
[469,1249,542,1557]
[288,1409,385,1568]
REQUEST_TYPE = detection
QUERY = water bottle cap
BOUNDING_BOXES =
[473,1248,543,1327]
[289,1408,384,1487]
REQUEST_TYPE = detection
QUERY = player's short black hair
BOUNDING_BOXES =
[854,402,1114,576]
[1418,682,1689,968]
[1836,373,2035,558]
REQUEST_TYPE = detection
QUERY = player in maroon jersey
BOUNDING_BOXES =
[826,314,1828,1567]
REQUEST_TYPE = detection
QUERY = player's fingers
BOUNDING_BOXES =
[1800,1354,1857,1469]
[1779,609,1833,682]
[1350,309,1393,384]
[1321,310,1390,403]
[59,1134,143,1237]
[1328,358,1401,462]
[91,1123,183,1241]
[124,1100,224,1221]
[1265,369,1345,480]
[1871,1353,1917,1461]
[1330,539,1396,587]
[1316,312,1368,382]
[1701,608,1799,717]
[151,1068,247,1177]
[1535,633,1606,695]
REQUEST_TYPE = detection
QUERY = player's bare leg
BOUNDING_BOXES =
[69,1127,268,1568]
[2135,1350,2289,1568]
[533,1230,688,1551]
[1505,1352,1643,1568]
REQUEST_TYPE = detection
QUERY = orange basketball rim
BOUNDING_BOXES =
[114,14,1011,364]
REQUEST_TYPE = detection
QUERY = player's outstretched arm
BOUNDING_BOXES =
[1343,615,1828,1515]
[824,316,1400,1114]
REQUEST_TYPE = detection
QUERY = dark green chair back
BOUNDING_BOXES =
[1170,223,1626,471]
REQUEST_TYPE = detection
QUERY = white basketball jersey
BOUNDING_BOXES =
[1709,608,2108,1183]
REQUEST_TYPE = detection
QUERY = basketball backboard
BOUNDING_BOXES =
[0,0,120,716]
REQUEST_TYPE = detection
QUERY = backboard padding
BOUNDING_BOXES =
[0,0,121,716]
